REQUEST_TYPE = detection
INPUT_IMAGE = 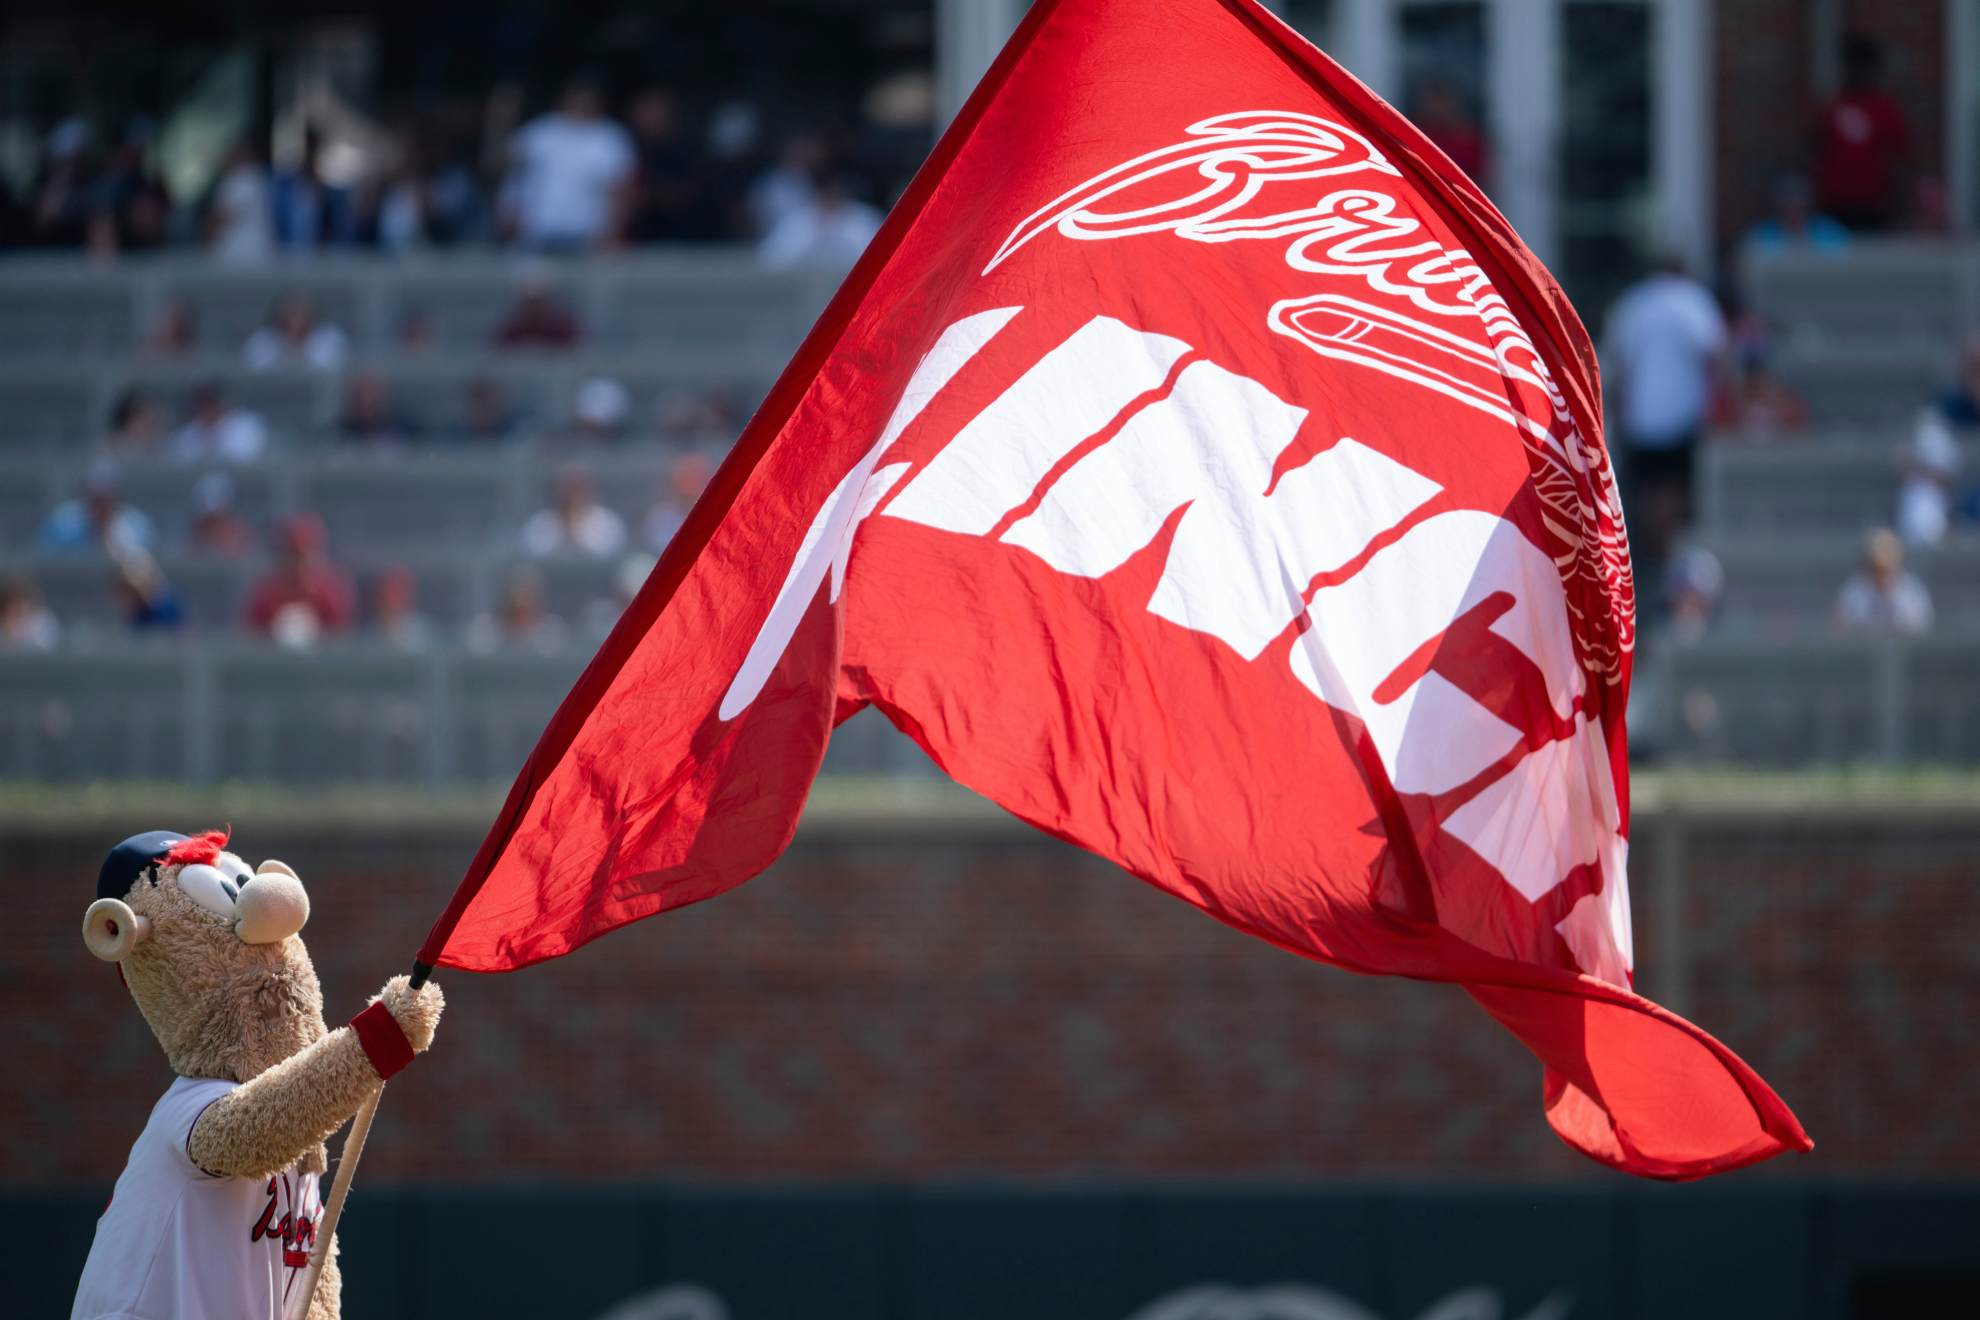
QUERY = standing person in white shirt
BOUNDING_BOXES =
[1603,257,1728,573]
[207,141,274,267]
[499,75,636,252]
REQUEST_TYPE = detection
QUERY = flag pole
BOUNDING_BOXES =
[289,956,431,1317]
[285,1082,384,1320]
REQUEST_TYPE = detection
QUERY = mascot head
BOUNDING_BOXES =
[83,829,326,1082]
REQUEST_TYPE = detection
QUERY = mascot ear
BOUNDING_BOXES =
[83,898,150,961]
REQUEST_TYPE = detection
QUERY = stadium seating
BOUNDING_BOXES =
[1742,241,1980,344]
[0,243,1974,777]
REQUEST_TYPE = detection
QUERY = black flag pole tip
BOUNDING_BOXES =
[409,960,434,991]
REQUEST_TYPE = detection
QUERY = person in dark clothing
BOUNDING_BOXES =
[492,267,583,349]
[626,87,702,242]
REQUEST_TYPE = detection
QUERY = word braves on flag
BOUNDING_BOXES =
[420,0,1810,1179]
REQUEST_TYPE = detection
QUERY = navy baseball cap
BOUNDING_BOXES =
[97,831,189,902]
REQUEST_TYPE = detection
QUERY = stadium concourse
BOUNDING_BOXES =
[0,243,1977,780]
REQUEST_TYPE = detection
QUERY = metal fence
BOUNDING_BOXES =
[5,635,1978,782]
[0,644,940,783]
[1637,633,1980,765]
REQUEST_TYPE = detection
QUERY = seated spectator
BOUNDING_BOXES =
[339,371,420,447]
[206,141,275,266]
[371,565,434,652]
[1663,546,1723,642]
[569,377,630,443]
[1932,330,1980,428]
[1834,528,1932,635]
[395,304,438,352]
[172,381,267,465]
[187,472,256,558]
[111,545,185,633]
[1739,175,1850,260]
[499,74,636,252]
[461,376,516,442]
[106,387,168,459]
[141,298,198,360]
[492,266,583,349]
[1712,366,1807,440]
[642,451,715,551]
[758,172,883,270]
[521,466,626,559]
[467,566,566,653]
[245,513,357,646]
[1709,315,1808,441]
[1911,176,1955,234]
[656,389,741,440]
[244,291,349,371]
[1898,411,1963,548]
[0,575,59,651]
[37,461,154,555]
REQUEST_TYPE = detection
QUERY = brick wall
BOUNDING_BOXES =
[5,800,1976,1186]
[1715,0,1813,253]
[1714,0,1945,255]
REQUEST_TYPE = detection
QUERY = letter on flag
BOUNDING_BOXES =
[419,0,1810,1179]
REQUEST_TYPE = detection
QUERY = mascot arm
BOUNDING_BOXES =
[189,977,444,1179]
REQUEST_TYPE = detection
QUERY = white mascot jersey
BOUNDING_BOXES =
[72,1077,323,1320]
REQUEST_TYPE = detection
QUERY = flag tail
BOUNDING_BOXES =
[1467,980,1813,1180]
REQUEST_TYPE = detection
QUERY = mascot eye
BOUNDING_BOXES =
[176,863,239,918]
[216,855,253,888]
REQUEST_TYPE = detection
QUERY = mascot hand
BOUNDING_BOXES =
[370,975,445,1054]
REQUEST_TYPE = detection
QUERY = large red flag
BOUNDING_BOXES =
[420,0,1810,1178]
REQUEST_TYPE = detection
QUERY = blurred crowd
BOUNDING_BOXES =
[1610,259,1976,643]
[1598,32,1975,647]
[2,450,711,657]
[0,70,903,270]
[102,285,746,456]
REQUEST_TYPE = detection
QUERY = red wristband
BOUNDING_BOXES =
[351,1001,416,1080]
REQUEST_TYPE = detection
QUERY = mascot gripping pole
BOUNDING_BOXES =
[72,830,444,1320]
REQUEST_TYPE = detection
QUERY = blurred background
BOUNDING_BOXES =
[1,1,1977,1317]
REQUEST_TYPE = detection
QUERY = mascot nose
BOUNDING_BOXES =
[233,861,310,945]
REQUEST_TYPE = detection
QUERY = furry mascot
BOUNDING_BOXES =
[72,829,444,1320]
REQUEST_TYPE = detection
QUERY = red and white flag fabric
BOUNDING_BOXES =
[421,0,1810,1178]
